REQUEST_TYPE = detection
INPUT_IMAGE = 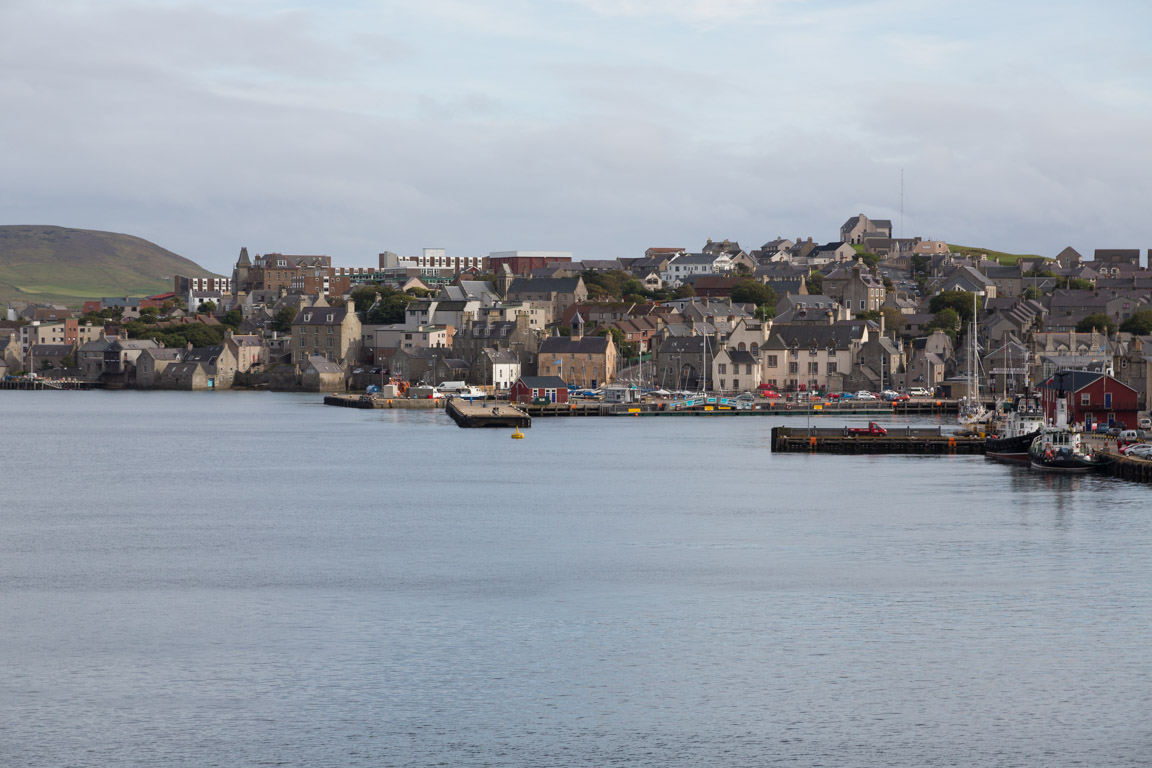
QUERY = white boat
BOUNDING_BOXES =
[957,293,991,428]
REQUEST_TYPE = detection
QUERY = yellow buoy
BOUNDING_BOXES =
[511,427,525,439]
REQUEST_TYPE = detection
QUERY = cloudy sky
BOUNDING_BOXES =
[2,0,1150,274]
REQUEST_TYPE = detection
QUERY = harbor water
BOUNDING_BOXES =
[1,391,1149,766]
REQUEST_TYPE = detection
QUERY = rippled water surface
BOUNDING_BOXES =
[2,391,1150,766]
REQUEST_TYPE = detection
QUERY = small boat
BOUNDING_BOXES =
[1027,397,1112,472]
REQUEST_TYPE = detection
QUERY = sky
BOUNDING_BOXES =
[2,0,1150,275]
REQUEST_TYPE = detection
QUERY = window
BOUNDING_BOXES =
[718,363,727,374]
[789,362,798,374]
[808,362,819,374]
[1105,392,1112,408]
[828,361,838,374]
[733,379,739,389]
[1081,393,1091,405]
[767,355,777,367]
[720,379,727,389]
[746,364,753,375]
[860,300,865,309]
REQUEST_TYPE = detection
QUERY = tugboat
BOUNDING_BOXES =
[1028,396,1112,472]
[984,395,1044,463]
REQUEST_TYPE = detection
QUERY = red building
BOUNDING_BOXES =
[1037,370,1138,430]
[509,376,569,404]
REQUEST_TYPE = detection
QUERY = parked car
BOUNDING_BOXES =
[838,392,856,400]
[1128,445,1152,460]
[909,387,931,397]
[736,392,755,402]
[880,389,900,400]
[855,391,878,400]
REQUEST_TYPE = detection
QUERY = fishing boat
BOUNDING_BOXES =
[984,396,1044,463]
[1028,397,1112,472]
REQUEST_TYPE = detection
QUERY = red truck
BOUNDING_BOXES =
[847,422,888,436]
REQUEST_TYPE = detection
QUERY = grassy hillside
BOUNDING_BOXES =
[0,225,220,306]
[946,244,1046,265]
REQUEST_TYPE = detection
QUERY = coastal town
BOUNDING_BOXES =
[4,213,1152,432]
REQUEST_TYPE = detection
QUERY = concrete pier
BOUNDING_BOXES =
[446,398,531,428]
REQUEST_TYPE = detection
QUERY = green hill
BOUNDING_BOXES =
[946,244,1045,265]
[0,225,220,306]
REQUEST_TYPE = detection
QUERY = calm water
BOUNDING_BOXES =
[1,391,1149,767]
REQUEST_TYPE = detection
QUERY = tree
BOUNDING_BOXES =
[221,308,243,329]
[730,279,774,308]
[1076,313,1116,335]
[270,305,298,333]
[924,307,961,340]
[197,300,217,314]
[881,306,907,334]
[1120,309,1152,335]
[673,283,695,299]
[367,293,413,325]
[1022,285,1044,301]
[806,272,823,295]
[928,290,976,325]
[139,306,159,322]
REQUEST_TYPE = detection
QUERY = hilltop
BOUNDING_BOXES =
[0,225,219,306]
[946,244,1045,265]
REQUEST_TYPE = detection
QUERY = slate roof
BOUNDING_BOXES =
[294,306,349,325]
[515,375,568,389]
[727,349,757,365]
[764,324,864,350]
[657,336,718,355]
[304,355,344,374]
[507,277,583,294]
[539,335,612,355]
[184,346,224,363]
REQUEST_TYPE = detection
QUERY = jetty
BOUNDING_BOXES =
[0,377,102,391]
[323,394,443,409]
[771,425,986,454]
[446,398,531,428]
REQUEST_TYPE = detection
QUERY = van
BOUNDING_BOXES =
[1117,430,1141,447]
[1140,418,1151,430]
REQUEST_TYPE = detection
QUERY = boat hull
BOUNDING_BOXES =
[985,430,1041,463]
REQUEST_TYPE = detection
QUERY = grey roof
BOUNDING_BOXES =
[507,277,583,294]
[483,348,520,364]
[727,349,757,365]
[294,307,349,325]
[764,324,864,350]
[516,375,567,389]
[657,335,718,355]
[184,346,224,362]
[304,355,344,374]
[539,335,611,355]
[144,348,183,361]
[29,344,74,355]
[672,253,726,266]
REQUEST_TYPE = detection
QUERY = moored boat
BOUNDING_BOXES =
[984,396,1044,463]
[1027,398,1113,472]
